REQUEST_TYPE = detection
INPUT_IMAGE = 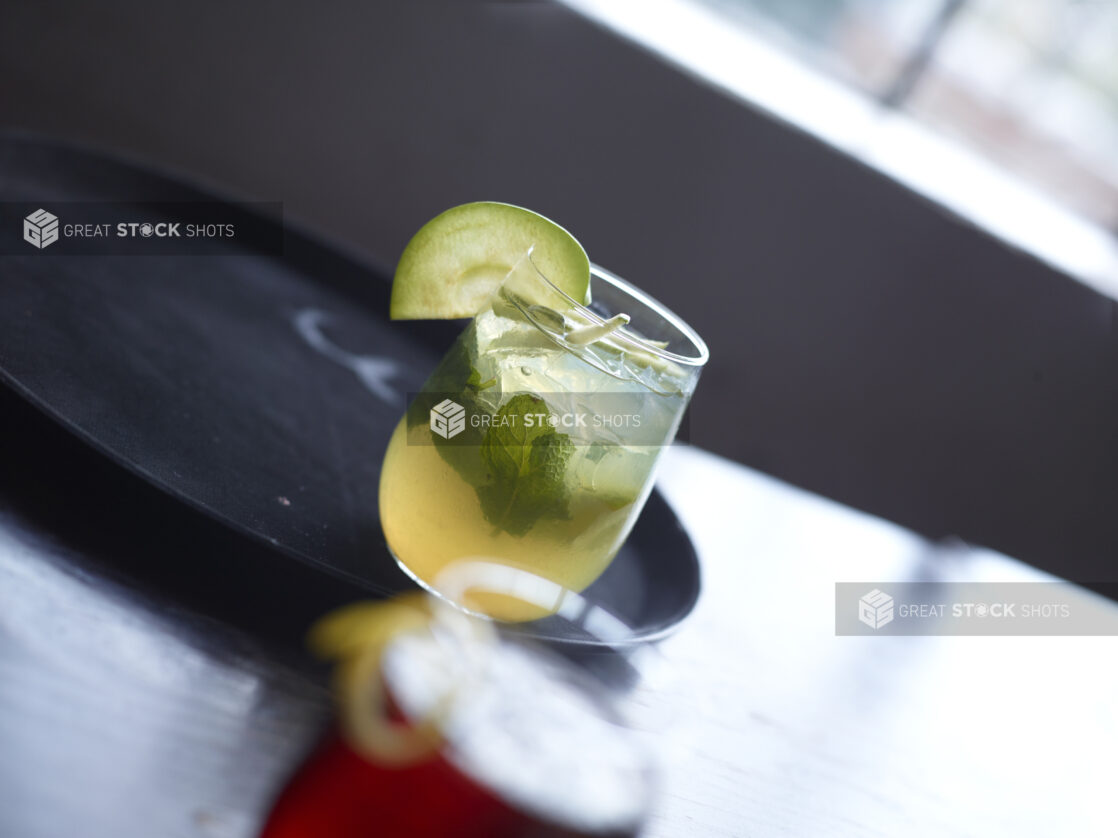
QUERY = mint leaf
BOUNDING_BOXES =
[478,394,573,537]
[467,368,497,391]
[404,327,491,487]
[407,332,478,430]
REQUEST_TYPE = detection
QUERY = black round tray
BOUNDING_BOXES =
[0,135,700,643]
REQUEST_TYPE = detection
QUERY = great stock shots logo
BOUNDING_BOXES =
[6,202,284,255]
[858,589,895,630]
[23,208,59,249]
[430,399,466,440]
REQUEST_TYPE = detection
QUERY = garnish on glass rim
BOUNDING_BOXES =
[390,202,591,320]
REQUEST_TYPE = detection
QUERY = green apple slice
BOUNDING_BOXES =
[390,202,590,320]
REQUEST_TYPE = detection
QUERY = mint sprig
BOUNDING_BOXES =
[478,394,573,537]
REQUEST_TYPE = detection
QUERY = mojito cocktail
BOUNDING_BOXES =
[379,204,707,619]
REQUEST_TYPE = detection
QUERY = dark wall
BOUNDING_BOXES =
[2,1,1116,581]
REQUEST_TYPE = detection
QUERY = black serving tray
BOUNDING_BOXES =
[0,135,700,643]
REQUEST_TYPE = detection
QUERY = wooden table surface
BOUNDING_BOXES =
[1,436,1114,837]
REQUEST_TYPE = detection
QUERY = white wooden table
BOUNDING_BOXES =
[644,445,1115,836]
[1,442,1113,837]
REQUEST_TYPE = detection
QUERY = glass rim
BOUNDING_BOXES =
[527,255,710,367]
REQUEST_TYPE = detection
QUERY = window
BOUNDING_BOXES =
[695,0,1118,231]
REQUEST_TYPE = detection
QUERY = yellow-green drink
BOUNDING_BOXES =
[380,255,706,620]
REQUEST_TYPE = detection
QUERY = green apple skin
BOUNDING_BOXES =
[390,202,591,320]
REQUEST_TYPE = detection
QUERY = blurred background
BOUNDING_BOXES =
[1,0,1115,585]
[698,0,1118,229]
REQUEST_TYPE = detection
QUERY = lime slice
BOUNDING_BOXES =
[390,202,591,320]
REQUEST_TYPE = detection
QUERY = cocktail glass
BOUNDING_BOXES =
[379,254,708,619]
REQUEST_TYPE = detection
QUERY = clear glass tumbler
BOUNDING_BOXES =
[378,254,708,619]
